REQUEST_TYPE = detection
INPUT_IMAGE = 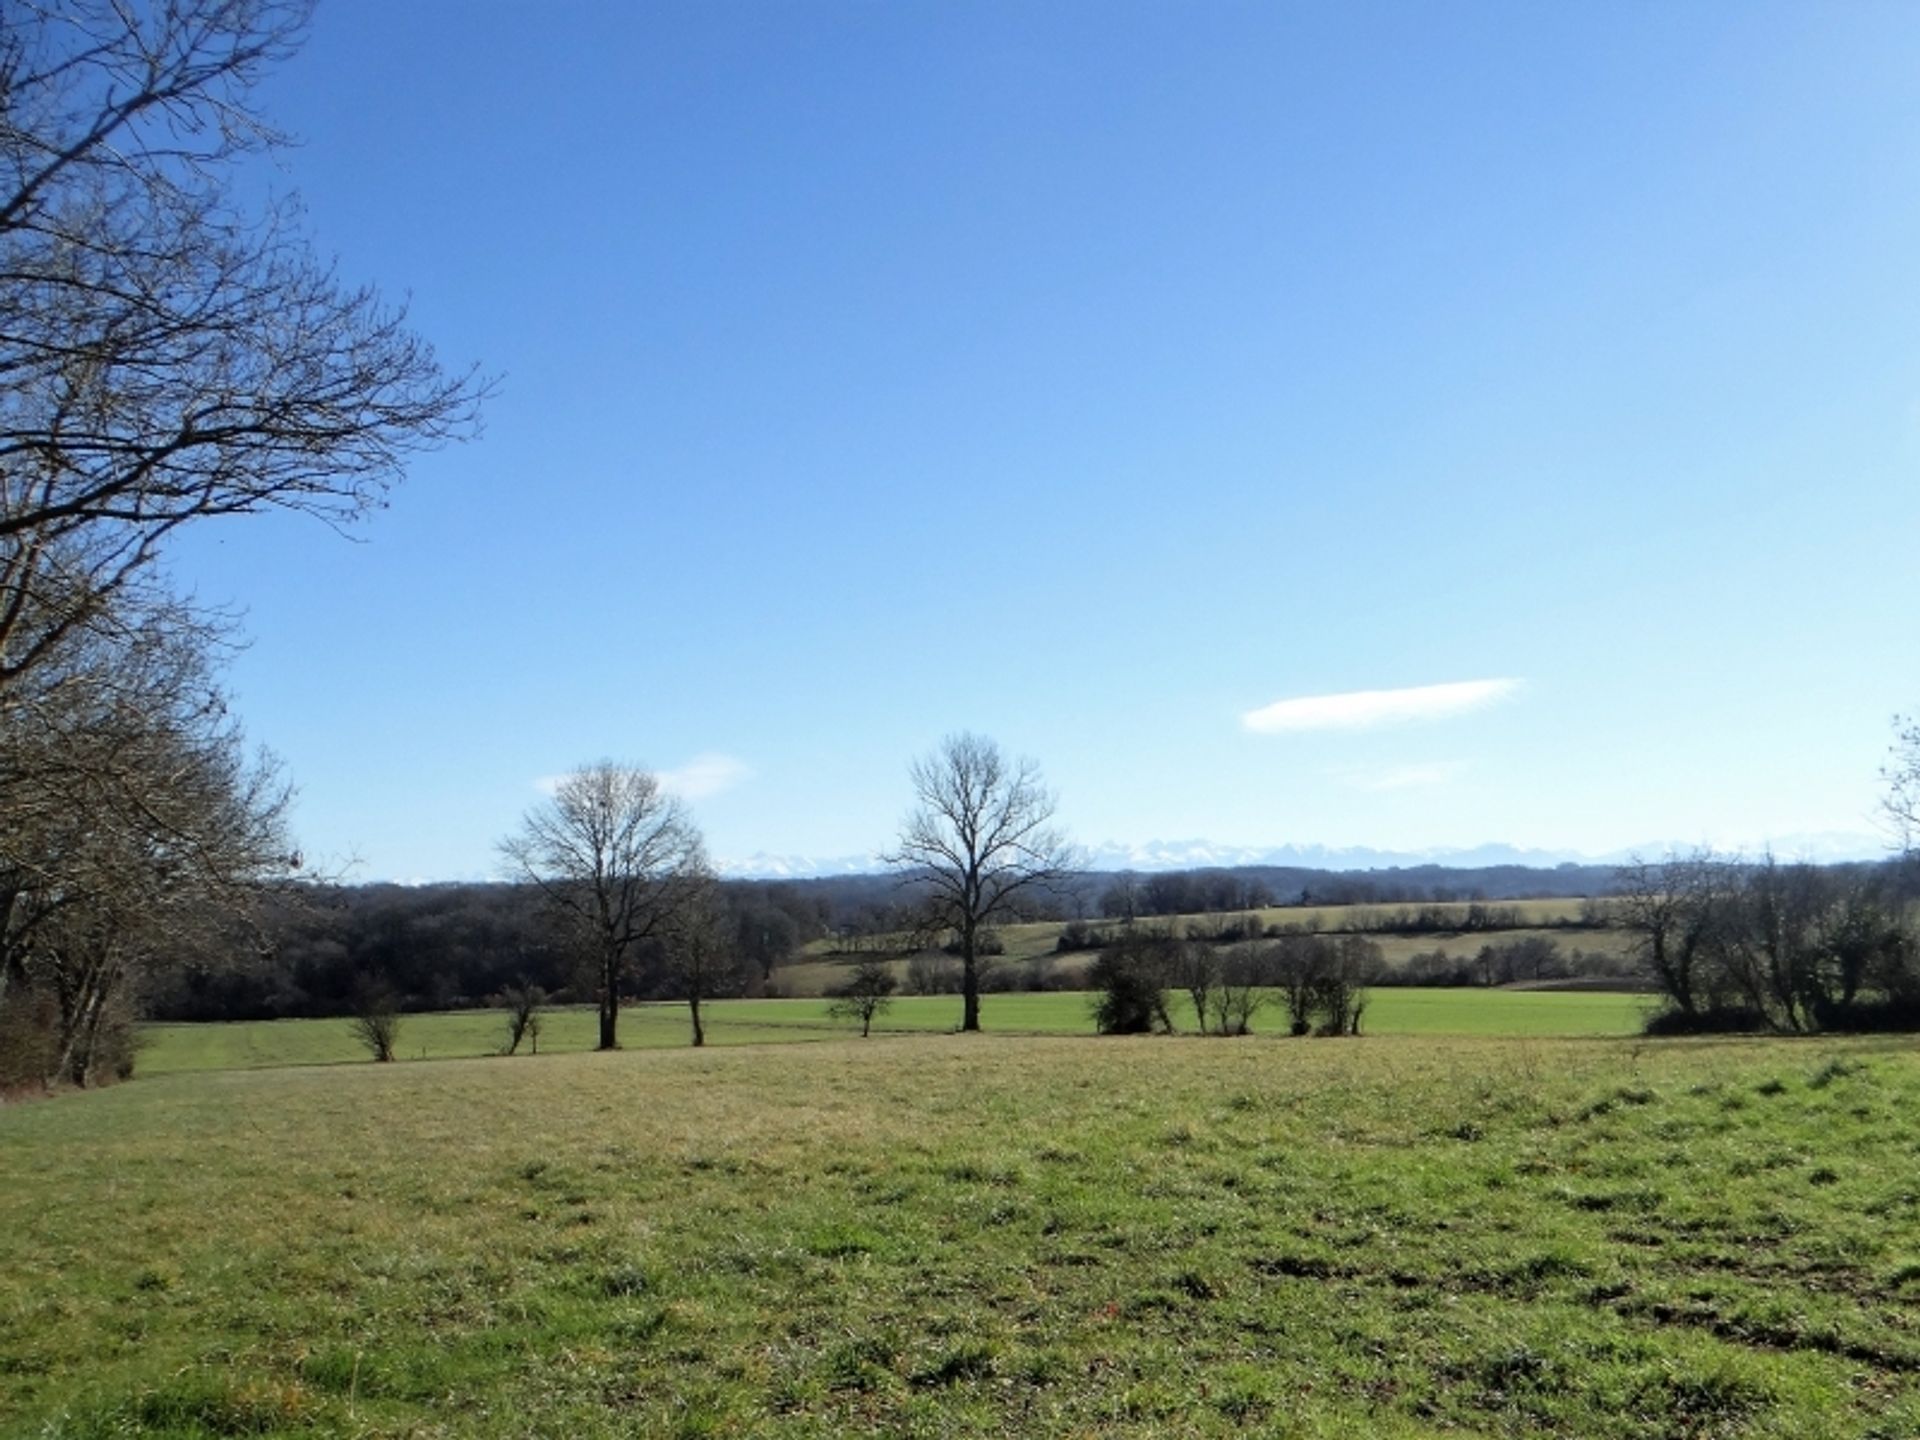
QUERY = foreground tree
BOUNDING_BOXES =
[0,0,485,687]
[885,733,1074,1032]
[500,763,708,1050]
[0,590,295,1084]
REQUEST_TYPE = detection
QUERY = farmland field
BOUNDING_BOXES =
[4,1031,1918,1437]
[136,988,1657,1075]
[780,899,1626,996]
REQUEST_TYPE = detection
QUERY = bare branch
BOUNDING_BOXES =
[498,761,709,1051]
[882,732,1075,1032]
[0,0,491,688]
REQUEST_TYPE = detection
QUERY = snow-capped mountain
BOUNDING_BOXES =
[712,831,1890,881]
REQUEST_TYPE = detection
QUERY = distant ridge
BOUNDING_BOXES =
[714,831,1887,881]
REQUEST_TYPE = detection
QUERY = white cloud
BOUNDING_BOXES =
[656,752,752,800]
[1345,761,1466,792]
[1243,678,1523,734]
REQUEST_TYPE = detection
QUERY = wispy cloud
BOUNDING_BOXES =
[1243,678,1523,734]
[1343,760,1467,792]
[657,752,752,800]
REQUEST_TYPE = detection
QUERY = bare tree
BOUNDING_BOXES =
[1272,934,1327,1035]
[499,979,546,1056]
[884,733,1074,1032]
[1208,946,1269,1036]
[1158,933,1210,1029]
[1613,852,1732,1020]
[0,0,486,688]
[1268,934,1375,1038]
[499,763,707,1051]
[0,587,296,1085]
[828,957,897,1037]
[1885,716,1920,853]
[1313,936,1377,1036]
[661,881,737,1048]
[350,981,402,1063]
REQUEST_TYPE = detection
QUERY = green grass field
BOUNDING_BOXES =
[136,989,1658,1075]
[4,1032,1918,1437]
[798,897,1598,969]
[780,906,1635,999]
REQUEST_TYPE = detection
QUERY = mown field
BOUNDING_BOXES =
[137,989,1656,1075]
[4,1031,1919,1437]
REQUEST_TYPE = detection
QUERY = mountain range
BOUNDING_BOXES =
[714,831,1889,881]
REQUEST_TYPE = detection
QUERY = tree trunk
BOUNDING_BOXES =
[598,951,620,1050]
[688,994,704,1047]
[960,925,981,1032]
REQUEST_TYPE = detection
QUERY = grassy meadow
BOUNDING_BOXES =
[5,1030,1920,1437]
[136,989,1657,1075]
[774,899,1630,997]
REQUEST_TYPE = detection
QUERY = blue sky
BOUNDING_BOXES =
[172,0,1920,879]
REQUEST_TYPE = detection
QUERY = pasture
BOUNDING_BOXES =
[135,989,1656,1075]
[4,1030,1918,1437]
[778,899,1626,997]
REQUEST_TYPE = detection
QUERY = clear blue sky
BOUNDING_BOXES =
[171,0,1920,879]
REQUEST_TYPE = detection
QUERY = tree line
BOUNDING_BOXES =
[1616,853,1920,1033]
[142,879,828,1023]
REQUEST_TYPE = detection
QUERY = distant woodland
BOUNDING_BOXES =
[149,862,1628,1023]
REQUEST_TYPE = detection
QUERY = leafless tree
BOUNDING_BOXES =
[884,733,1075,1032]
[0,0,487,687]
[0,586,295,1085]
[350,981,402,1063]
[1268,933,1375,1038]
[661,880,737,1048]
[499,979,546,1056]
[1885,716,1920,853]
[1166,935,1218,1031]
[1613,852,1733,1020]
[499,763,708,1051]
[1312,936,1377,1036]
[828,957,897,1037]
[1271,934,1327,1035]
[1208,946,1269,1036]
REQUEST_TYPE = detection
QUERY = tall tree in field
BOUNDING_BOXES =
[500,763,707,1051]
[0,0,485,688]
[885,733,1074,1032]
[662,881,737,1048]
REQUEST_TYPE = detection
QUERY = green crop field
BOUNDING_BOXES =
[4,1032,1918,1437]
[135,989,1657,1075]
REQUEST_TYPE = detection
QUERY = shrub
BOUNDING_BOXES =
[1088,931,1174,1034]
[350,981,403,1062]
[904,953,962,995]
